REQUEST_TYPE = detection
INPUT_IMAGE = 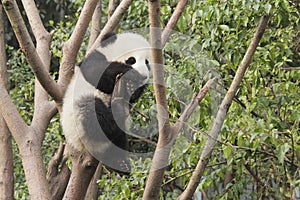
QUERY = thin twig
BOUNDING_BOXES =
[87,0,102,51]
[162,169,193,186]
[178,14,270,200]
[129,135,157,147]
[172,78,215,137]
[88,0,133,54]
[161,0,188,47]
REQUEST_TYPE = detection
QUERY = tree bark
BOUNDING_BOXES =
[0,5,14,199]
[161,0,188,47]
[88,0,133,54]
[2,0,63,102]
[143,1,172,199]
[63,150,99,200]
[85,163,103,200]
[108,0,120,32]
[18,139,52,200]
[58,0,99,97]
[47,143,71,200]
[87,0,102,51]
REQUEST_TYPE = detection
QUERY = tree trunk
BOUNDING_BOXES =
[0,5,14,199]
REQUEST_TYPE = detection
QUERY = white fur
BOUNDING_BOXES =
[62,32,151,154]
[97,33,151,81]
[61,66,111,151]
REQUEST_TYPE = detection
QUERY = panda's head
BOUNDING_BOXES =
[79,32,151,102]
[97,32,151,83]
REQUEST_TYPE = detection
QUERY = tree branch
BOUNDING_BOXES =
[47,142,71,200]
[0,5,14,199]
[108,0,120,19]
[161,0,188,47]
[143,1,173,199]
[108,0,120,32]
[19,0,58,133]
[0,78,29,144]
[57,0,98,101]
[63,148,99,200]
[143,2,217,199]
[85,163,103,200]
[177,14,270,200]
[88,0,133,54]
[172,78,216,136]
[2,0,63,102]
[87,0,102,51]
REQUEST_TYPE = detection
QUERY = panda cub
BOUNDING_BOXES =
[61,32,151,173]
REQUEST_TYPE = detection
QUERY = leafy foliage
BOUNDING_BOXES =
[6,0,300,199]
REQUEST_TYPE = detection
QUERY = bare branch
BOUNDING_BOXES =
[143,78,215,199]
[21,0,51,48]
[177,14,270,200]
[47,142,71,200]
[0,7,7,90]
[244,163,263,185]
[58,0,99,98]
[108,0,120,18]
[162,169,193,187]
[0,5,14,199]
[161,0,188,47]
[88,0,133,53]
[129,133,157,147]
[85,163,103,200]
[143,1,172,199]
[2,0,63,102]
[87,0,102,51]
[18,138,52,200]
[281,66,300,70]
[63,147,99,200]
[172,78,215,136]
[30,101,57,134]
[0,117,13,199]
[0,79,29,143]
[108,0,120,32]
[0,66,52,200]
[19,0,58,132]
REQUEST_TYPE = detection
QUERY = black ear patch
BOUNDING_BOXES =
[79,50,109,87]
[101,32,117,48]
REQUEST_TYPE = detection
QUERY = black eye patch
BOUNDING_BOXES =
[125,57,136,65]
[145,59,150,71]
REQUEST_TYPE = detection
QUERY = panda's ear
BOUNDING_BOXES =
[79,50,109,87]
[101,32,117,48]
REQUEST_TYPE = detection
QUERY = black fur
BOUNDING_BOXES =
[77,48,148,174]
[79,50,109,87]
[71,32,150,174]
[80,49,147,101]
[74,94,131,174]
[100,32,117,48]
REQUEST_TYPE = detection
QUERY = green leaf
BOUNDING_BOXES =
[278,143,291,163]
[220,24,230,32]
[223,145,232,159]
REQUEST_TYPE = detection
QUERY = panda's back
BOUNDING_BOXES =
[61,66,111,152]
